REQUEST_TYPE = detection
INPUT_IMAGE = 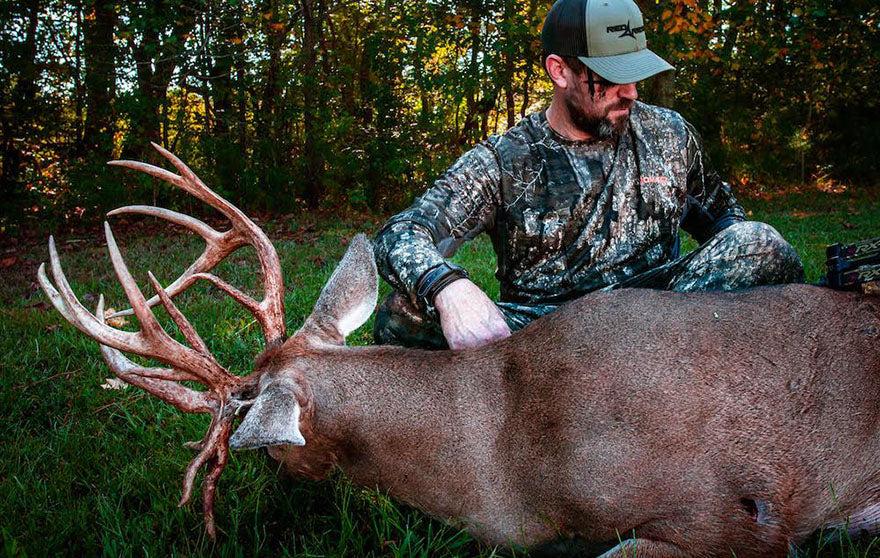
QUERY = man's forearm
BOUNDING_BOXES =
[374,219,448,305]
[681,121,747,243]
[374,139,503,306]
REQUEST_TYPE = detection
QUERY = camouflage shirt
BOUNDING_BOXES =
[375,101,746,307]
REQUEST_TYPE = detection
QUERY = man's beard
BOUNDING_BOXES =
[565,94,632,140]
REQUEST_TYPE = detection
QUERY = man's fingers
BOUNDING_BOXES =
[448,316,510,350]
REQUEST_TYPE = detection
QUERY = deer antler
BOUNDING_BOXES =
[106,142,286,347]
[37,145,287,537]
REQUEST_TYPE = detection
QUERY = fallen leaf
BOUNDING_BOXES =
[842,222,857,230]
[101,377,129,390]
[104,307,129,327]
[0,256,17,268]
[789,210,816,218]
[44,324,60,332]
[26,301,50,311]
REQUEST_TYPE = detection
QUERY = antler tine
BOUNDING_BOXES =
[95,296,216,413]
[201,419,232,539]
[37,261,76,324]
[108,145,287,346]
[148,143,246,220]
[108,206,224,242]
[147,271,211,356]
[104,221,166,338]
[179,413,230,507]
[42,230,227,389]
[106,206,247,319]
[44,236,152,354]
[174,411,234,538]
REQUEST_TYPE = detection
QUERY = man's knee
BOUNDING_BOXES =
[672,221,804,291]
[719,221,804,282]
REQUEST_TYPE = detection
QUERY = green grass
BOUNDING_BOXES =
[1,187,879,557]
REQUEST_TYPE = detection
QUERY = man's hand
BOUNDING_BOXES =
[433,278,512,350]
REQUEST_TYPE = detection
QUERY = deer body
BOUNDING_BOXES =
[39,147,880,556]
[261,285,880,556]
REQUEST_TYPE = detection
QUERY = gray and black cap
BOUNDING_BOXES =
[541,0,674,84]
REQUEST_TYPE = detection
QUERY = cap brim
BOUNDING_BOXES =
[578,49,674,84]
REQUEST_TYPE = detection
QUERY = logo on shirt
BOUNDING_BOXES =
[640,176,670,186]
[607,20,645,39]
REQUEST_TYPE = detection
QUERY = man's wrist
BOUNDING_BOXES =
[415,262,469,318]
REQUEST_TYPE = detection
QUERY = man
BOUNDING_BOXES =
[373,0,804,350]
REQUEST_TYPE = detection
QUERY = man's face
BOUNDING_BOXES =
[563,65,638,140]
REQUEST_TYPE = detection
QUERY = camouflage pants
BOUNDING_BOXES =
[373,221,805,349]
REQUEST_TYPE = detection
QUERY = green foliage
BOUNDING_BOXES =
[643,0,880,190]
[0,1,877,225]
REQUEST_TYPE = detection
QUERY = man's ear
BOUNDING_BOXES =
[545,54,569,89]
[299,234,378,345]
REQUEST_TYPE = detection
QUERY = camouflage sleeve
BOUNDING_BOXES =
[374,139,502,305]
[679,121,747,245]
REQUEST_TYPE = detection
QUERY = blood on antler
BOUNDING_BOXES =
[37,143,288,537]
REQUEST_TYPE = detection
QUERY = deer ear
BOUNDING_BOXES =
[301,234,378,344]
[229,382,306,450]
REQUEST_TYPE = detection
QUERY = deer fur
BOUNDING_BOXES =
[232,234,880,557]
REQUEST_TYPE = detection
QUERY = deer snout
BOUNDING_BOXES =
[229,381,306,450]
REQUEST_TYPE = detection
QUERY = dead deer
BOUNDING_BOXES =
[39,145,880,557]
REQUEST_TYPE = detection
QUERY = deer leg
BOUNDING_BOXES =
[596,539,689,558]
[845,503,880,537]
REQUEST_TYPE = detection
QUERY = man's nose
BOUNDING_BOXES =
[619,83,638,102]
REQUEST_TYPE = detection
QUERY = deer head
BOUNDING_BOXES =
[37,143,375,537]
[229,232,378,451]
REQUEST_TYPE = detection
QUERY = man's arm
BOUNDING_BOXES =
[374,139,511,349]
[679,121,747,244]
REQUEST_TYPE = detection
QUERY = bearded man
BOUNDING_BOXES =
[372,0,804,350]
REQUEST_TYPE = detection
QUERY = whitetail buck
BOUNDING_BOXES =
[39,144,880,557]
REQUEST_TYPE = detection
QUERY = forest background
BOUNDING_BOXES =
[2,0,879,236]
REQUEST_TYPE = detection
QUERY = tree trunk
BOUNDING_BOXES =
[1,0,40,204]
[208,1,242,193]
[301,0,325,209]
[124,0,199,159]
[414,33,432,126]
[82,0,117,160]
[521,0,539,118]
[646,72,675,107]
[503,0,516,129]
[460,7,482,144]
[73,0,84,152]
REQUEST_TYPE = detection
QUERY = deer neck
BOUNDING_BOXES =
[290,343,507,520]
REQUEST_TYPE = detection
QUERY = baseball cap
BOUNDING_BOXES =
[541,0,674,84]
